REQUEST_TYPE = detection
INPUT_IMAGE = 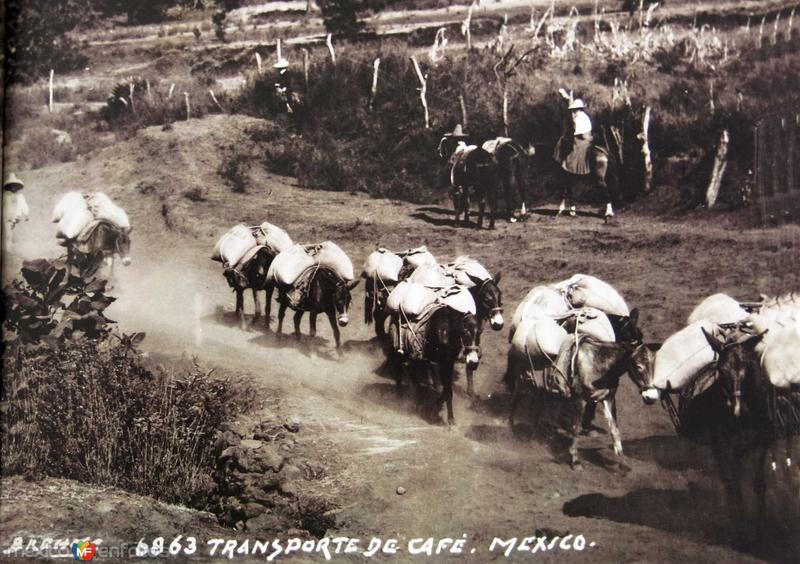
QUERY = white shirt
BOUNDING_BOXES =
[573,111,592,136]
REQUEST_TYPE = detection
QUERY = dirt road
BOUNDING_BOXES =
[4,116,799,562]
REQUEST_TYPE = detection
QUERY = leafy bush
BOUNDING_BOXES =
[1,258,253,506]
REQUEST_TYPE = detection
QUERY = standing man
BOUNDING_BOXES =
[3,173,29,253]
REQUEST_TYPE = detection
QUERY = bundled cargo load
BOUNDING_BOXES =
[386,281,437,318]
[212,224,258,267]
[511,316,568,363]
[760,320,800,388]
[255,222,293,254]
[86,192,130,230]
[437,285,476,315]
[508,286,570,340]
[57,205,94,240]
[653,320,718,391]
[267,244,316,286]
[362,249,404,283]
[688,293,749,325]
[557,274,629,317]
[401,246,437,269]
[447,256,492,288]
[565,308,616,342]
[409,263,455,289]
[52,192,86,223]
[312,241,355,281]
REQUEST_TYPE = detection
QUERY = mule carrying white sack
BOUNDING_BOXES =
[387,281,437,318]
[760,321,800,388]
[409,264,455,289]
[87,192,130,230]
[267,244,316,286]
[511,316,568,364]
[212,224,258,267]
[363,249,404,283]
[311,241,354,281]
[437,285,476,315]
[653,320,718,391]
[57,199,94,240]
[558,274,630,317]
[255,222,293,254]
[687,293,749,325]
[402,247,437,269]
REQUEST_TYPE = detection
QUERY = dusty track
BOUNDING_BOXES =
[3,116,800,562]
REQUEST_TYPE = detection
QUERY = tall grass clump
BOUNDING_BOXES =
[1,258,253,506]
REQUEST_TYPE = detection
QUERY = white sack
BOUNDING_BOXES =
[511,316,568,364]
[52,192,85,223]
[314,241,354,281]
[87,192,130,230]
[267,244,315,286]
[57,206,95,239]
[559,274,630,317]
[653,320,718,391]
[213,224,258,267]
[688,293,749,325]
[409,264,455,288]
[402,247,437,269]
[761,320,800,388]
[256,222,293,253]
[387,281,437,318]
[363,249,404,283]
[437,285,476,315]
[568,308,616,342]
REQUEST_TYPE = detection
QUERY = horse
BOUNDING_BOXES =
[695,329,799,524]
[506,337,654,469]
[482,138,535,220]
[465,274,504,395]
[554,124,626,221]
[64,221,132,287]
[223,247,277,330]
[438,137,498,229]
[274,266,359,349]
[389,305,480,425]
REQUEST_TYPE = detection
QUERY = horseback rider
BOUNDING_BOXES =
[554,97,593,217]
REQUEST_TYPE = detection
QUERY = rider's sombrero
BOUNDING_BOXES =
[3,173,24,192]
[273,58,290,70]
[568,99,586,110]
[444,124,469,138]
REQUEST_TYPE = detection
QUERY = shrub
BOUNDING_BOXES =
[1,258,253,506]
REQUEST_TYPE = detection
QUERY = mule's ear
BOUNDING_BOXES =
[629,307,639,324]
[493,271,502,285]
[702,327,725,354]
[736,330,767,349]
[346,279,360,290]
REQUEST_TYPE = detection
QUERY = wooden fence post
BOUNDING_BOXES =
[639,106,653,193]
[369,58,380,111]
[459,94,468,128]
[168,83,175,99]
[184,92,191,120]
[129,82,136,114]
[255,52,263,74]
[209,89,224,112]
[302,48,310,86]
[410,57,430,129]
[49,69,54,113]
[706,129,729,208]
[326,33,336,64]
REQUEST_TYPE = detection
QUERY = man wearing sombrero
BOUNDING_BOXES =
[273,58,293,114]
[3,173,30,251]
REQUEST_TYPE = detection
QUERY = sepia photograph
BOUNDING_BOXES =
[1,0,799,561]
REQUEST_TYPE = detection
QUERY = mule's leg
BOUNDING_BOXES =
[601,398,624,457]
[570,399,588,469]
[488,183,498,229]
[439,360,456,425]
[710,434,744,519]
[252,288,261,323]
[509,376,521,428]
[595,154,613,221]
[293,310,304,340]
[235,289,246,330]
[477,200,485,230]
[309,312,317,338]
[462,191,471,227]
[277,302,287,334]
[326,308,342,349]
[264,286,274,330]
[375,311,387,340]
[754,441,769,522]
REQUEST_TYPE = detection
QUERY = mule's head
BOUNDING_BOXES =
[475,273,504,330]
[628,342,660,404]
[609,308,643,346]
[247,248,275,289]
[333,278,360,327]
[703,328,766,418]
[114,228,132,266]
[459,311,481,369]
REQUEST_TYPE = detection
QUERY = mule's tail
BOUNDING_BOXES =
[502,348,520,392]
